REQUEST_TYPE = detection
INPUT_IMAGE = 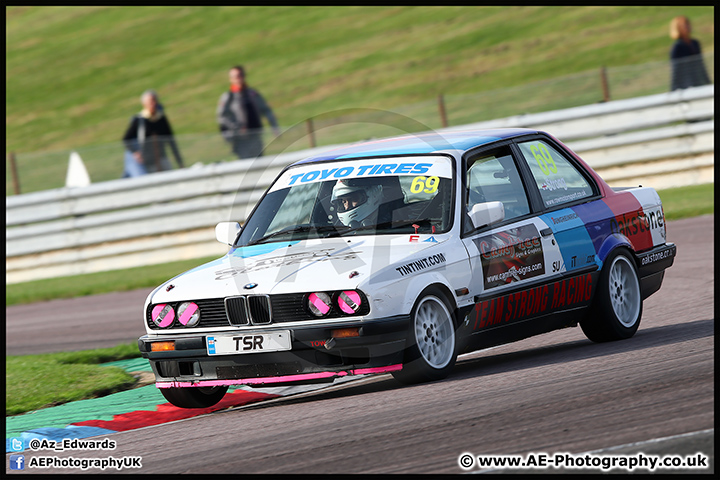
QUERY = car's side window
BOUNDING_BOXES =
[465,146,530,231]
[516,140,594,209]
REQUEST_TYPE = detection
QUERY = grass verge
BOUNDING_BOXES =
[6,343,141,416]
[6,255,218,306]
[657,183,714,221]
[6,6,714,193]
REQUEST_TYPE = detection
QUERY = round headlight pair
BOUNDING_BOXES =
[151,302,200,328]
[307,291,362,317]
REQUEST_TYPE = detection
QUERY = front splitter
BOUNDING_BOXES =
[156,363,403,388]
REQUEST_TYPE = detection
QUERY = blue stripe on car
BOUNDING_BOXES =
[539,208,596,272]
[570,200,618,263]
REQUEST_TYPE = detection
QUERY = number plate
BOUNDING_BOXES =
[206,331,291,356]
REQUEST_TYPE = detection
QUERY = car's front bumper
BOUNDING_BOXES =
[138,315,409,388]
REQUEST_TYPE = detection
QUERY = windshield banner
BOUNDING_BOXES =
[270,156,453,192]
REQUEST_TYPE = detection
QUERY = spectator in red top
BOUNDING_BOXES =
[217,65,280,159]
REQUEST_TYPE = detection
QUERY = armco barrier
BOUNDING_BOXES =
[6,85,714,283]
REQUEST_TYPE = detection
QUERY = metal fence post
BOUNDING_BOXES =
[600,66,611,102]
[306,119,316,148]
[438,94,449,128]
[8,151,21,195]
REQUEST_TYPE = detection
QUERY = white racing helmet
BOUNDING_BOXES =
[331,179,383,227]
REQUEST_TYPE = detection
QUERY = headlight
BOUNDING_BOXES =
[152,304,175,328]
[177,302,201,327]
[307,292,332,317]
[338,290,362,314]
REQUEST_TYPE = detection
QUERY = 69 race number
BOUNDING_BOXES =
[410,176,440,194]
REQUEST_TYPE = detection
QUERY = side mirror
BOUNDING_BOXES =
[215,222,241,245]
[468,201,505,229]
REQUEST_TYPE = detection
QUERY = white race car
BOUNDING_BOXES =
[139,128,676,408]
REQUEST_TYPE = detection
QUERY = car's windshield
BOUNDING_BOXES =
[236,155,454,246]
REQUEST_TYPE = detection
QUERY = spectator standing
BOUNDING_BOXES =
[122,89,184,177]
[669,16,711,91]
[217,65,280,159]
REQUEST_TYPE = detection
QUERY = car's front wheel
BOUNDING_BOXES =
[160,385,229,409]
[392,287,458,384]
[581,248,643,342]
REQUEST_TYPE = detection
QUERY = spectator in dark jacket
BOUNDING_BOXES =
[122,89,184,176]
[669,16,711,91]
[217,65,280,159]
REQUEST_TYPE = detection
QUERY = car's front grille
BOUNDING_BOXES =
[147,291,369,330]
[248,295,272,324]
[225,296,249,326]
[225,295,272,325]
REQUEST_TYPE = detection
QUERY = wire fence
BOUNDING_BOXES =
[6,52,713,196]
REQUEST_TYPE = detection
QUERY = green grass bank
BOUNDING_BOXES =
[7,6,714,193]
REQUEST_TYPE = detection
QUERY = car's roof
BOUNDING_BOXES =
[292,128,540,165]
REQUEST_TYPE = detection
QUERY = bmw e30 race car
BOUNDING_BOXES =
[138,128,676,408]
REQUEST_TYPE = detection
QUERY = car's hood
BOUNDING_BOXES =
[150,234,449,303]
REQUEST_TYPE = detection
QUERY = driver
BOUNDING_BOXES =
[331,179,383,227]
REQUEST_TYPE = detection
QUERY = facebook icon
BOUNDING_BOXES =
[9,454,25,470]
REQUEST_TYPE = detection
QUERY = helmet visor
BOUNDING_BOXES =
[331,190,368,213]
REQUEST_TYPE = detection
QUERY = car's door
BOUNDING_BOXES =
[460,143,566,333]
[512,136,600,276]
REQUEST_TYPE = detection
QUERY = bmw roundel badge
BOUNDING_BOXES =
[244,283,258,290]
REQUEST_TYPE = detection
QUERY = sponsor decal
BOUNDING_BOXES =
[215,248,360,280]
[409,235,420,242]
[473,224,545,289]
[611,209,663,239]
[287,163,433,186]
[424,236,439,243]
[540,177,568,191]
[544,190,589,206]
[271,156,452,190]
[270,156,453,192]
[639,245,675,266]
[395,253,447,277]
[550,212,579,225]
[470,273,594,330]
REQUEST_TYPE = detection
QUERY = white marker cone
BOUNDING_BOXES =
[65,151,91,188]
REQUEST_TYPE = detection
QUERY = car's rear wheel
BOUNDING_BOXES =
[160,385,228,409]
[392,287,457,384]
[581,248,642,342]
